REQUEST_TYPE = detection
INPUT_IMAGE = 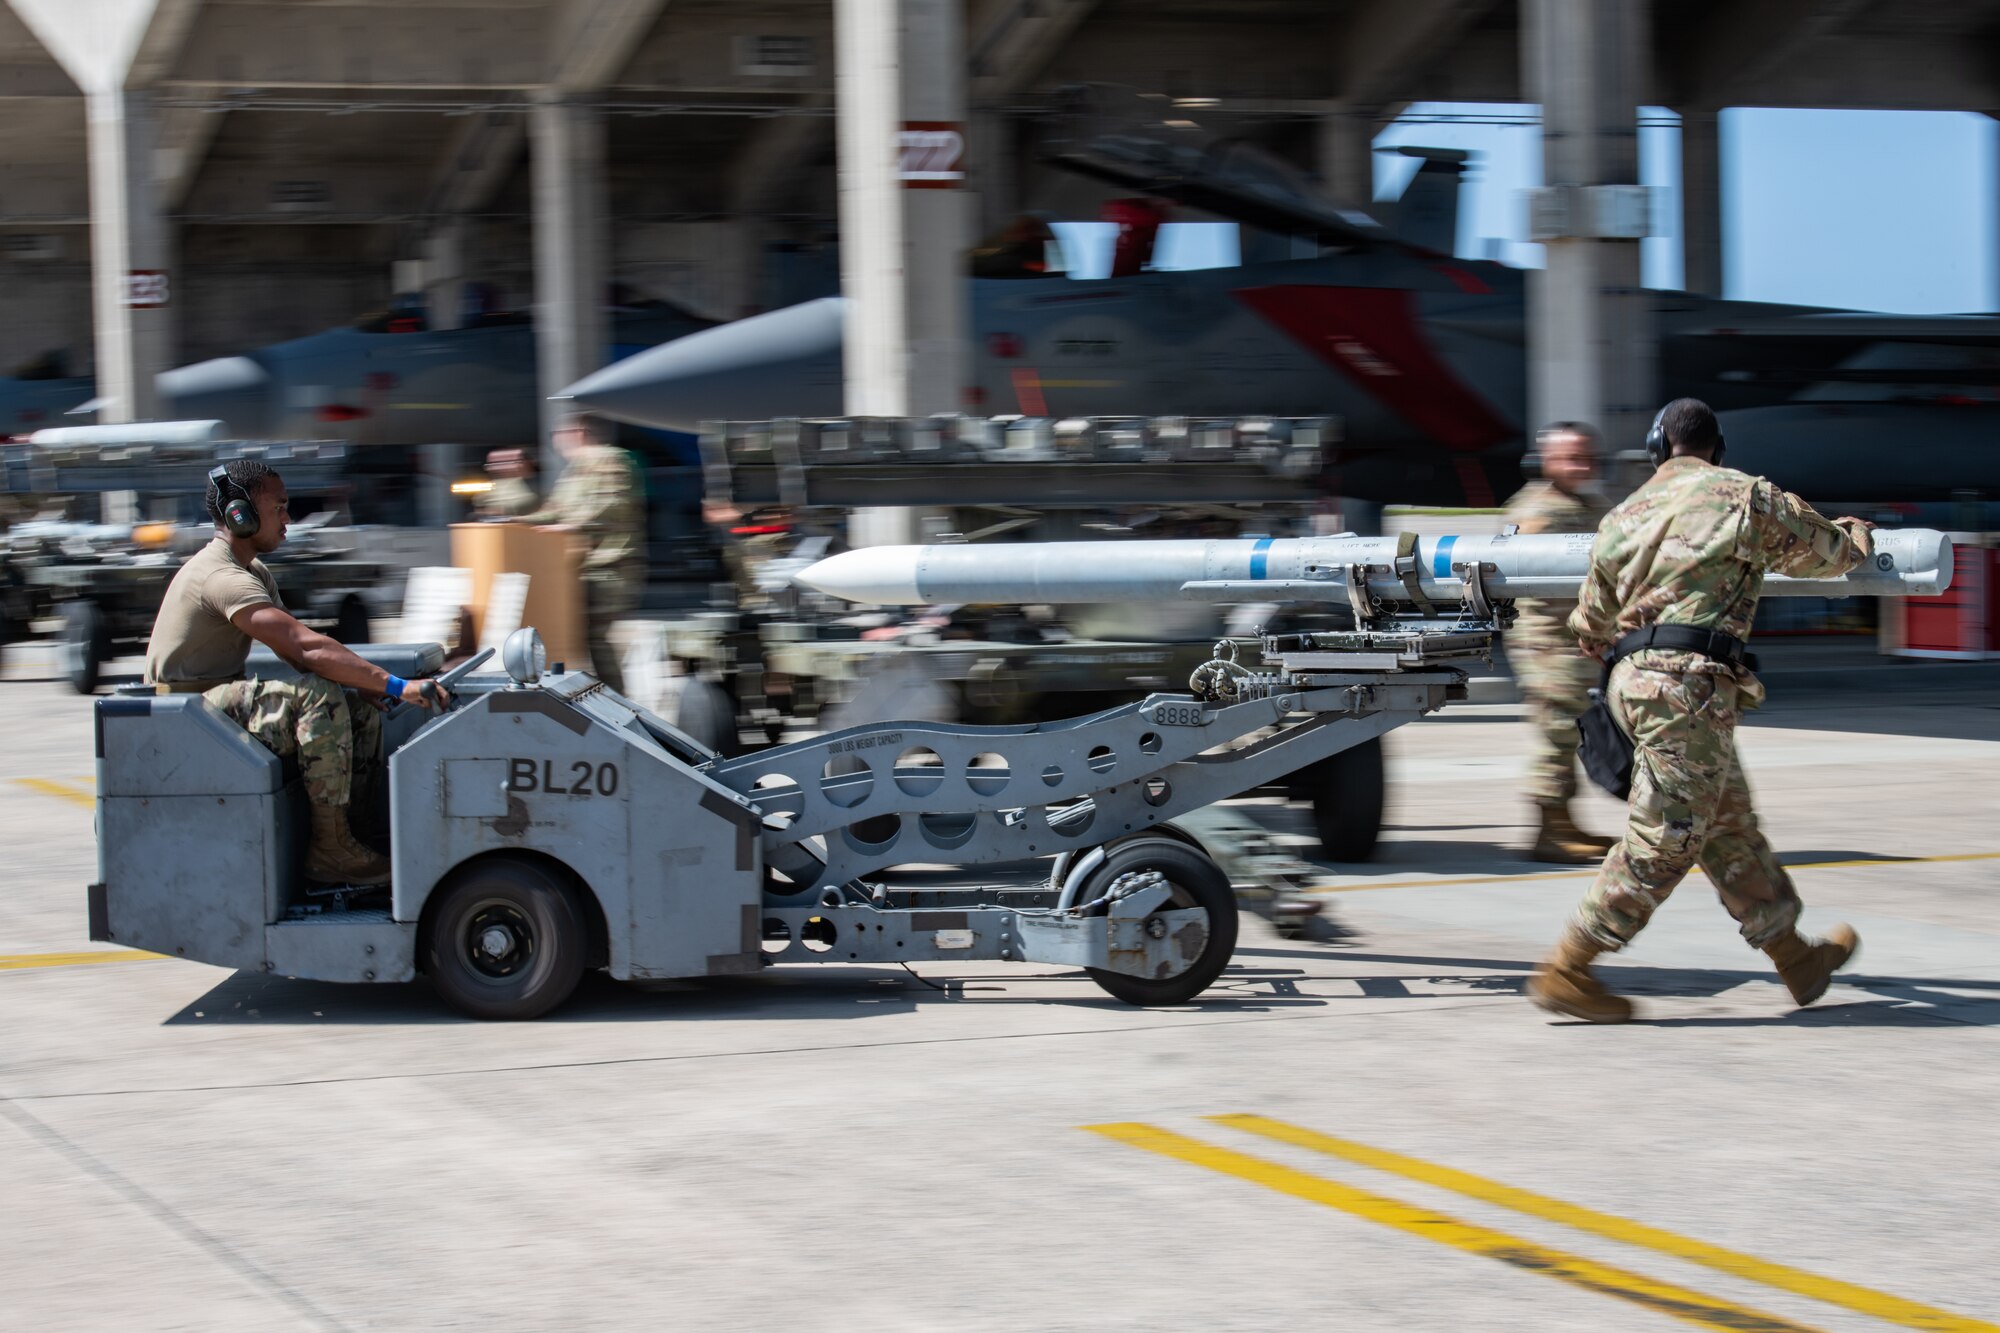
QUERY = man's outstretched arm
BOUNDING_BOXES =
[231,606,447,706]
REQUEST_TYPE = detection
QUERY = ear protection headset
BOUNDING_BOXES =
[1645,407,1726,469]
[209,465,260,538]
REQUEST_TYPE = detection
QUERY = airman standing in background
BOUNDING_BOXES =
[520,414,645,693]
[476,447,540,519]
[1503,422,1617,863]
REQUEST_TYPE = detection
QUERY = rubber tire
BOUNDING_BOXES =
[62,599,110,696]
[331,595,370,645]
[672,677,740,756]
[1296,735,1385,863]
[1082,838,1239,1007]
[424,858,588,1021]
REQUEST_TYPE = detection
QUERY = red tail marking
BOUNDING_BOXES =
[1011,367,1048,416]
[1236,285,1512,451]
[1430,264,1492,295]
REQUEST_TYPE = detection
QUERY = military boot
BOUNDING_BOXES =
[306,804,392,887]
[1527,805,1606,865]
[1763,924,1859,1007]
[1525,925,1634,1023]
[1553,803,1619,853]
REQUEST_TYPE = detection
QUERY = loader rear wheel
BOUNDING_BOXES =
[331,595,370,646]
[425,857,587,1020]
[672,677,739,756]
[62,599,110,696]
[1294,736,1385,863]
[1080,839,1238,1007]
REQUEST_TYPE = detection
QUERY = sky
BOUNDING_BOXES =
[1056,104,1999,315]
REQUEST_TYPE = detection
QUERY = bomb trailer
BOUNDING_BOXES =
[89,595,1495,1019]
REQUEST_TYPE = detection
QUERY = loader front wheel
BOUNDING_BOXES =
[424,857,588,1021]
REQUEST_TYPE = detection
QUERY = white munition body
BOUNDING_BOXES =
[794,530,1955,606]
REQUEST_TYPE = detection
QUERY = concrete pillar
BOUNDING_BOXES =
[1315,106,1379,208]
[1522,0,1655,465]
[1679,108,1723,296]
[422,226,468,332]
[530,95,610,459]
[85,89,171,425]
[835,0,971,546]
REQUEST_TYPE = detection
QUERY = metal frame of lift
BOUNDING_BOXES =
[703,562,1511,966]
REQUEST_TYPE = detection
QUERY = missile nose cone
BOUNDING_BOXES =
[793,545,924,605]
[562,296,847,432]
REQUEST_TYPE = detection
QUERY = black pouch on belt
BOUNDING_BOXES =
[1575,623,1757,801]
[1577,662,1634,800]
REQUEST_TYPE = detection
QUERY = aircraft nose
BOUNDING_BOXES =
[157,356,274,436]
[559,296,846,432]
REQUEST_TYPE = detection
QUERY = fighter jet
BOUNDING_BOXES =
[0,351,93,436]
[561,96,2000,508]
[4,297,715,447]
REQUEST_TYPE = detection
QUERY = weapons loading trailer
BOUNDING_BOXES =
[89,595,1501,1019]
[667,413,1386,868]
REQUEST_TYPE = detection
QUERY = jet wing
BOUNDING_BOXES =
[1675,312,2000,348]
[1046,134,1399,250]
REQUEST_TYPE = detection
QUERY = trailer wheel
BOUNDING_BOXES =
[61,599,110,695]
[672,677,739,755]
[1294,736,1385,863]
[331,595,370,645]
[424,858,588,1020]
[1081,839,1238,1007]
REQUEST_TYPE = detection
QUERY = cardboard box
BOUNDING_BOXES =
[449,523,587,669]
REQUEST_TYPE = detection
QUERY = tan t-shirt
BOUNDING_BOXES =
[145,536,283,684]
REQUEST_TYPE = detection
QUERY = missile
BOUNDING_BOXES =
[795,530,1955,606]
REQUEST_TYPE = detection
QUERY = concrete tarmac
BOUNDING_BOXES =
[2,676,1997,1331]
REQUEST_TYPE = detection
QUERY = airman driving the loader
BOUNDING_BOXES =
[144,459,448,886]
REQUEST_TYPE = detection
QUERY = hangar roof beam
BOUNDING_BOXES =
[968,0,1098,106]
[547,0,671,94]
[1334,0,1500,112]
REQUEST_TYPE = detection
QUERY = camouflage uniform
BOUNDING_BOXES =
[525,443,644,693]
[202,675,382,807]
[477,476,540,519]
[1566,457,1871,950]
[1502,479,1611,807]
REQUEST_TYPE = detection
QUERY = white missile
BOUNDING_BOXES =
[795,529,1955,605]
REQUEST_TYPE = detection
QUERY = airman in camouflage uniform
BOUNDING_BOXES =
[523,415,645,693]
[1503,423,1616,863]
[203,675,381,808]
[1528,399,1870,1023]
[475,448,541,519]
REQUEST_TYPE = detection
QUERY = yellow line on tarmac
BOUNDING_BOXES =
[1215,1115,1997,1333]
[1314,849,2000,895]
[1085,1122,1826,1333]
[0,950,158,972]
[10,777,95,809]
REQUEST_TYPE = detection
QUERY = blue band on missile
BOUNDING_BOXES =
[1432,535,1458,580]
[1249,537,1272,579]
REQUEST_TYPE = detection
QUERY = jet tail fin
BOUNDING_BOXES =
[1383,147,1469,256]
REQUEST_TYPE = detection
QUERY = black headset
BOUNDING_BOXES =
[1645,407,1726,469]
[209,465,260,538]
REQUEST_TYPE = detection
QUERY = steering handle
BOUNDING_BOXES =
[386,646,496,719]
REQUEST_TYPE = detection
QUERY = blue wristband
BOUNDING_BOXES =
[384,674,408,700]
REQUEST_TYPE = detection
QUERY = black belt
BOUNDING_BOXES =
[1608,623,1758,674]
